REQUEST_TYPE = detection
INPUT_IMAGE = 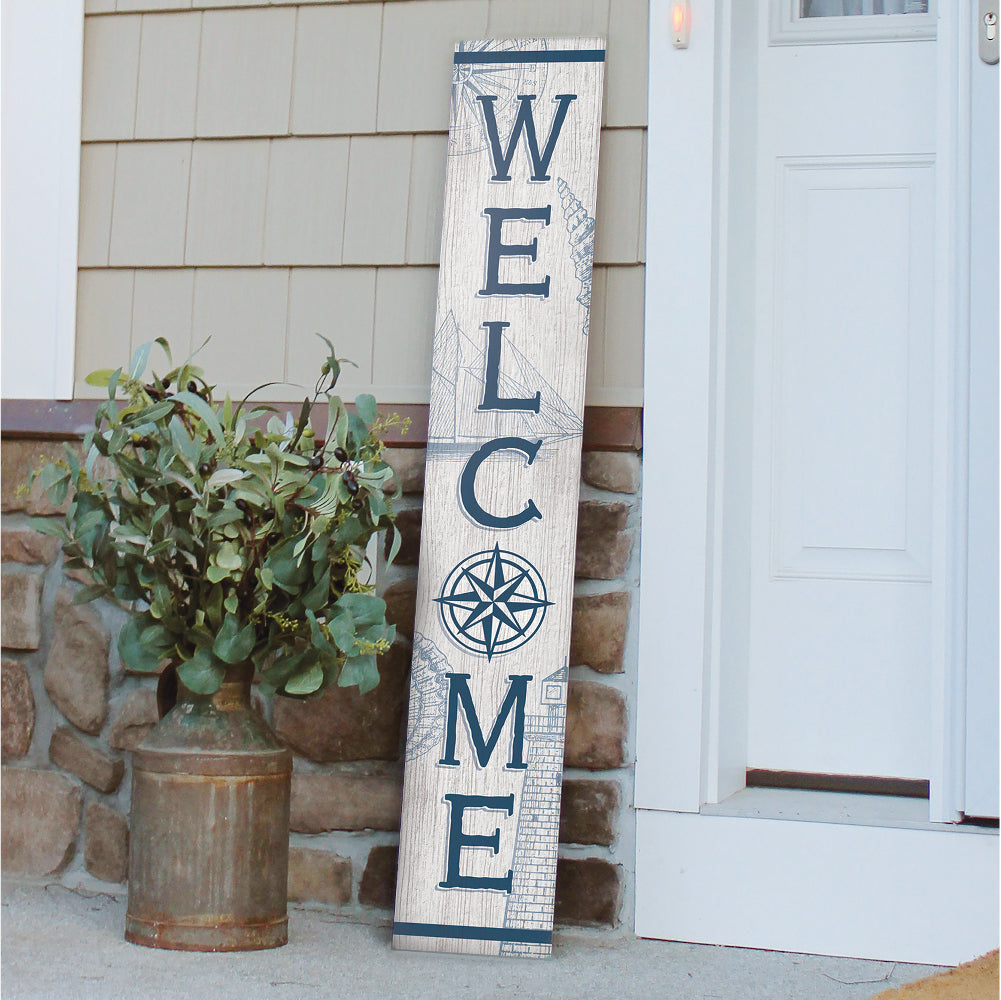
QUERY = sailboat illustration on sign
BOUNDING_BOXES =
[428,312,584,460]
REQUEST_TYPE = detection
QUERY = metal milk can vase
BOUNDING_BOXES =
[126,662,292,951]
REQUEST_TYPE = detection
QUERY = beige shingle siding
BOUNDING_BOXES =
[75,1,646,405]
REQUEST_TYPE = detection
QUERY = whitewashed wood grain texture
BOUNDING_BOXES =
[393,38,605,958]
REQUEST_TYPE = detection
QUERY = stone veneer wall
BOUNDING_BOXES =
[1,437,641,933]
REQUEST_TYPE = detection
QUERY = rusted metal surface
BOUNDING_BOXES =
[126,664,292,952]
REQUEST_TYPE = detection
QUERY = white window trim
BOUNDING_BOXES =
[1,0,84,400]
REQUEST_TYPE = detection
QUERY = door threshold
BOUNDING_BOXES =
[701,786,996,834]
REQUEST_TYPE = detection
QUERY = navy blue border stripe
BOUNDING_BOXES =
[393,921,552,945]
[454,49,605,65]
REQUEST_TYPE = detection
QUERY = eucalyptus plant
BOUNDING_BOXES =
[30,338,402,698]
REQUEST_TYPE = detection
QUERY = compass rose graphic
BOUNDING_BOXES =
[435,545,552,660]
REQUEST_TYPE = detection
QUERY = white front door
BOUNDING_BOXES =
[634,0,999,964]
[747,3,937,781]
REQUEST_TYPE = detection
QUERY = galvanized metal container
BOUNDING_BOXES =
[126,664,292,951]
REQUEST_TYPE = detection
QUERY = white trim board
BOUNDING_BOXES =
[635,807,998,967]
[0,0,83,400]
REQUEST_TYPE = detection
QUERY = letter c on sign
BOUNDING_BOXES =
[459,437,543,529]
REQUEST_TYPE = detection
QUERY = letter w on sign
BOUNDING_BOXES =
[393,39,604,958]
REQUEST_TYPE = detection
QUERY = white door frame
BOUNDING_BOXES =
[635,0,998,964]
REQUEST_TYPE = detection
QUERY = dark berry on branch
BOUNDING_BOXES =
[235,499,249,512]
[352,497,363,510]
[139,437,152,449]
[334,447,348,463]
[187,381,197,393]
[267,532,281,545]
[162,377,171,390]
[309,454,323,470]
[198,462,211,478]
[343,473,359,495]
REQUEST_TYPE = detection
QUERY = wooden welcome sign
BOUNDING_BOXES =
[393,38,605,957]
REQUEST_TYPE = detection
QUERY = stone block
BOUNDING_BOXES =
[84,801,129,884]
[1,528,60,565]
[382,448,426,495]
[581,451,641,494]
[291,771,402,833]
[1,659,34,760]
[569,592,631,674]
[559,780,620,847]
[1,573,43,650]
[49,726,124,794]
[108,689,159,751]
[44,590,110,735]
[564,680,627,770]
[1,767,81,874]
[382,579,417,639]
[554,857,622,927]
[575,501,633,580]
[358,844,398,909]
[274,642,409,762]
[287,848,351,906]
[1,441,76,515]
[63,564,96,587]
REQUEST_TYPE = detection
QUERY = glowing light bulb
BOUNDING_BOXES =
[670,0,690,48]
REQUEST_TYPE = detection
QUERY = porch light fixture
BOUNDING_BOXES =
[671,0,691,47]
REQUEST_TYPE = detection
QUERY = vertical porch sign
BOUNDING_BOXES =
[392,38,605,957]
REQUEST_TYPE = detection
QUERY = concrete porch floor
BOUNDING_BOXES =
[1,880,946,1000]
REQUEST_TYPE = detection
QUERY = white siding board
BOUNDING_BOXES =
[286,268,377,387]
[601,265,644,392]
[110,141,192,266]
[485,0,609,39]
[264,137,350,265]
[185,139,270,264]
[371,266,437,390]
[78,144,117,267]
[376,0,489,133]
[291,4,382,136]
[81,14,141,141]
[191,268,289,386]
[135,11,201,139]
[117,0,190,10]
[75,269,135,398]
[342,136,412,265]
[132,269,195,359]
[196,7,295,137]
[604,0,647,128]
[406,134,448,265]
[594,128,644,264]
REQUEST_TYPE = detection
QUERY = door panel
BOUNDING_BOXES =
[772,158,934,582]
[745,10,938,778]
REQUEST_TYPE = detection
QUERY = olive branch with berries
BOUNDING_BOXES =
[29,337,401,698]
